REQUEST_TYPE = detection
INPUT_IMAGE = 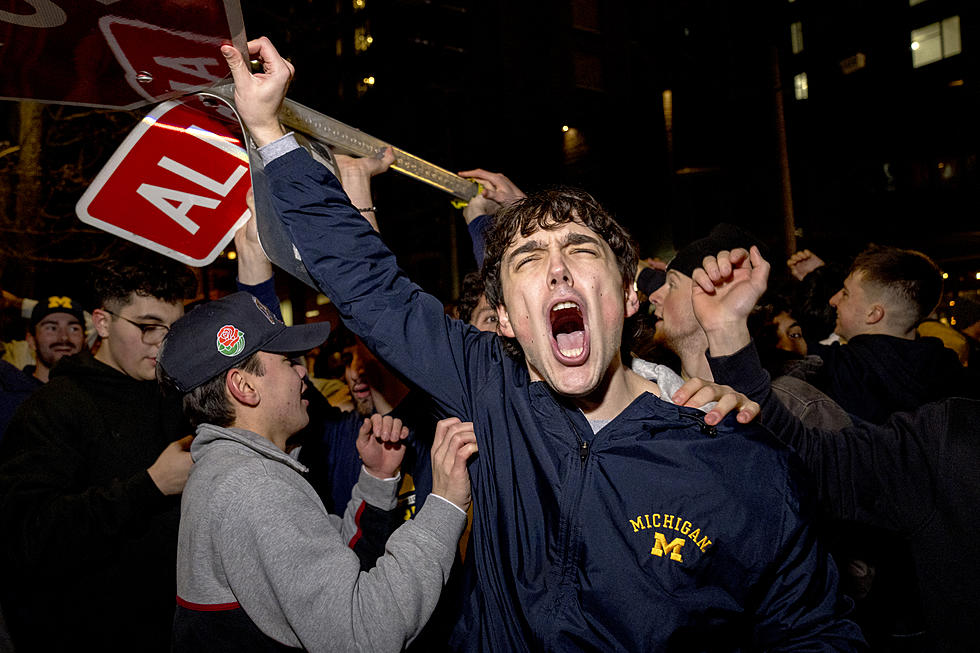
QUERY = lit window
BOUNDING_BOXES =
[911,16,961,68]
[790,22,804,54]
[942,16,962,56]
[794,72,808,100]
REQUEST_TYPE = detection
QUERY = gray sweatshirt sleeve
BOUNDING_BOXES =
[331,468,400,543]
[217,470,465,652]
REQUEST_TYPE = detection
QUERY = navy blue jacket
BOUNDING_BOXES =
[0,360,38,443]
[264,146,863,651]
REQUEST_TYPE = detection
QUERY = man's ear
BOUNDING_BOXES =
[92,308,112,339]
[226,368,260,407]
[496,304,516,338]
[25,332,37,354]
[867,303,885,326]
[624,283,640,318]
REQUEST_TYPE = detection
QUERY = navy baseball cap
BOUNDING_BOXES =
[158,291,330,392]
[30,295,86,329]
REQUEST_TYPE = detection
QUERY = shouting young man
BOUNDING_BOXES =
[222,37,863,651]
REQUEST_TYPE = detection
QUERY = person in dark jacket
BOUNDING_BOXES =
[0,251,197,652]
[222,37,864,651]
[685,245,980,653]
[791,244,973,424]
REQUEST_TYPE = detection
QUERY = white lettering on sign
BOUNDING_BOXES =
[136,185,219,235]
[152,57,225,92]
[135,122,248,234]
[0,0,66,28]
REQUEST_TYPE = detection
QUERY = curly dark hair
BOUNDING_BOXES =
[91,247,198,309]
[482,187,638,309]
[480,187,637,359]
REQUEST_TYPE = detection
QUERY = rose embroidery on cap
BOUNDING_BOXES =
[217,325,245,357]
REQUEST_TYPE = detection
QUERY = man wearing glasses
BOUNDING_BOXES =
[0,250,197,652]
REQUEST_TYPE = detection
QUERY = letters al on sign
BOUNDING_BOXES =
[75,95,251,267]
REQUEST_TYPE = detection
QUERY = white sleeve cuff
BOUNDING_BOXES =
[427,493,467,516]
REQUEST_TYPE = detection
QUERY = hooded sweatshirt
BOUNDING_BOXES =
[0,350,185,652]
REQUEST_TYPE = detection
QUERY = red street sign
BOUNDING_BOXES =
[0,0,245,109]
[76,94,251,266]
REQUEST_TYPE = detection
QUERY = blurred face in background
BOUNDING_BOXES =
[772,311,807,357]
[28,313,84,372]
[344,339,380,417]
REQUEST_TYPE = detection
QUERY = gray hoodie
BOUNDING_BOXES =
[176,424,465,651]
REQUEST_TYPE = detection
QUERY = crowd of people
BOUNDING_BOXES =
[0,36,977,652]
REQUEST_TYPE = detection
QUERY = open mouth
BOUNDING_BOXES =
[550,301,588,361]
[351,382,371,399]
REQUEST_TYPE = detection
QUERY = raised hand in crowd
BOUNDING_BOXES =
[690,246,770,356]
[429,417,478,512]
[356,412,409,480]
[234,188,274,286]
[335,146,395,232]
[457,168,526,224]
[786,248,825,281]
[220,37,292,147]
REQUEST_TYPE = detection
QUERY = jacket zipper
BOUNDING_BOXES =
[550,410,591,624]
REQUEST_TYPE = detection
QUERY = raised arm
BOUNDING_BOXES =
[224,38,492,419]
[689,247,937,532]
[335,147,395,233]
[458,168,526,267]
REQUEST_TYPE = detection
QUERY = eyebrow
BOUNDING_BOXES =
[506,232,603,264]
[130,313,170,323]
[507,239,545,264]
[563,232,601,248]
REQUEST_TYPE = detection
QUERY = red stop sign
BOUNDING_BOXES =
[76,94,251,266]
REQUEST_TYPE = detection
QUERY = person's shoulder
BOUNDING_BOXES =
[194,438,302,499]
[0,360,37,394]
[711,415,801,480]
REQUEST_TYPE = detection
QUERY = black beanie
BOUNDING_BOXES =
[667,223,768,277]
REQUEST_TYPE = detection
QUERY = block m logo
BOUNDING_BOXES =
[47,296,74,309]
[651,532,685,562]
